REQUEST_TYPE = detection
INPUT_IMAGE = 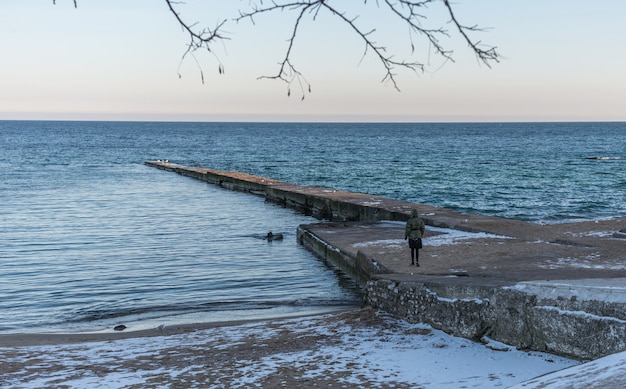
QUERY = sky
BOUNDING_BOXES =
[1,1,625,122]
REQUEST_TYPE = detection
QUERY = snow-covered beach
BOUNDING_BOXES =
[0,308,594,388]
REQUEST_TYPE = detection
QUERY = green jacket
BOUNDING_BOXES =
[405,210,425,240]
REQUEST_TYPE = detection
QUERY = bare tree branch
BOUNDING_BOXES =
[52,0,77,8]
[165,0,228,50]
[164,0,229,84]
[54,0,500,94]
[234,0,499,94]
[443,0,500,67]
[237,2,320,98]
[382,0,452,60]
[319,1,427,91]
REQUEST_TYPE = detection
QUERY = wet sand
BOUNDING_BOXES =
[0,309,357,348]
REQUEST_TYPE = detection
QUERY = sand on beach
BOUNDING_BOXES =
[1,308,584,389]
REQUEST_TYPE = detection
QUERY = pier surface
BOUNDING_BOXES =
[146,161,626,383]
[146,160,625,283]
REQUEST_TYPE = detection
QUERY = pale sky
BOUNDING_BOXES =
[1,1,625,122]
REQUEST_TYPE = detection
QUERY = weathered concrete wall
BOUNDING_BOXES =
[297,225,393,285]
[298,222,626,361]
[364,278,626,360]
[145,161,546,238]
[146,161,434,223]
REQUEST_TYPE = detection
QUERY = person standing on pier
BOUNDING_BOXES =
[405,209,425,266]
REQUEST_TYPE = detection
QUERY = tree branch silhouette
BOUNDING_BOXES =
[164,1,229,84]
[232,1,499,96]
[442,0,499,66]
[55,0,500,97]
[52,0,77,8]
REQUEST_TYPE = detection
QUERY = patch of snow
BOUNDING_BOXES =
[565,230,615,238]
[482,337,516,352]
[425,227,513,247]
[539,255,626,271]
[360,201,382,206]
[350,226,513,249]
[352,239,405,248]
[425,287,488,304]
[508,279,626,304]
[509,350,626,389]
[535,306,626,324]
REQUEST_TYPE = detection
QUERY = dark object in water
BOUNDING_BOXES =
[585,156,621,160]
[266,232,284,241]
[114,324,127,331]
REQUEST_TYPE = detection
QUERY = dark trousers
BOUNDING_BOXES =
[409,239,421,263]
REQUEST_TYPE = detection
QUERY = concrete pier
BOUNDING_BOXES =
[146,161,626,362]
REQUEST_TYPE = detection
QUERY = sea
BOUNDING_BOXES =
[1,121,624,334]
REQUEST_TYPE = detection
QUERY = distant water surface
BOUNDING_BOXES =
[0,121,624,333]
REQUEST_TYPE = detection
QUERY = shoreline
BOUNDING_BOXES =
[0,307,360,348]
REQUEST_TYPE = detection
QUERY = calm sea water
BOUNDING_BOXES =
[1,121,624,333]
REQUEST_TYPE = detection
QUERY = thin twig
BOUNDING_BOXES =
[443,0,499,67]
[56,0,500,92]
